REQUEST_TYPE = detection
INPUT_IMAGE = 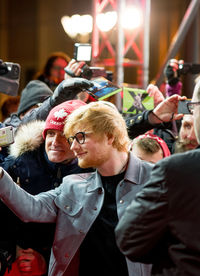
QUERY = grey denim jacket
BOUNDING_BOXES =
[0,152,153,276]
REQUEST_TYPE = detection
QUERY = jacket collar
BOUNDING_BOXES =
[87,151,151,192]
[125,151,147,184]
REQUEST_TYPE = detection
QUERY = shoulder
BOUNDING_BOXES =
[62,171,95,183]
[158,148,200,169]
[126,152,154,184]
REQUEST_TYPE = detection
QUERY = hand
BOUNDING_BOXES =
[50,77,93,106]
[146,84,165,107]
[149,94,186,124]
[16,247,46,276]
[64,59,86,78]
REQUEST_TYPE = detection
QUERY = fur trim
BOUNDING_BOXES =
[9,120,45,157]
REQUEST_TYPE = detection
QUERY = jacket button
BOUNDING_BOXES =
[93,207,97,211]
[64,205,70,209]
[25,179,29,183]
[119,199,124,204]
[79,230,84,234]
[137,115,142,121]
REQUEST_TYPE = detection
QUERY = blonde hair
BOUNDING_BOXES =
[64,102,130,152]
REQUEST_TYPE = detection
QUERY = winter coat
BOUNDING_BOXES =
[0,97,54,163]
[0,152,153,276]
[2,120,89,194]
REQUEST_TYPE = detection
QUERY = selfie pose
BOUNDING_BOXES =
[0,101,154,276]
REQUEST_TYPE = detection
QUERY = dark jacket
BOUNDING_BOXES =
[115,147,200,276]
[0,97,54,163]
[125,110,178,153]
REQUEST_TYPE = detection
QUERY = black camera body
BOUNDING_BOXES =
[178,62,200,75]
[0,61,21,96]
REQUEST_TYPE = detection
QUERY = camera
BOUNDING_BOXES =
[73,43,94,79]
[0,126,14,147]
[0,60,21,96]
[178,62,200,75]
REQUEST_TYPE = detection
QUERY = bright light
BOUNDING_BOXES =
[79,15,93,34]
[61,14,93,38]
[96,11,117,32]
[61,16,77,38]
[61,7,143,39]
[122,7,143,30]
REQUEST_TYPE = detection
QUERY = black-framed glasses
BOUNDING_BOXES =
[67,132,91,146]
[187,101,200,114]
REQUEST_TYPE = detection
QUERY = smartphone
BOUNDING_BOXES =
[178,99,191,114]
[0,62,21,96]
[74,43,92,62]
[0,126,14,147]
[87,77,122,100]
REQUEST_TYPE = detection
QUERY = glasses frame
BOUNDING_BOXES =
[187,101,200,114]
[67,132,86,146]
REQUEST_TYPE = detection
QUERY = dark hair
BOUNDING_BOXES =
[34,51,71,79]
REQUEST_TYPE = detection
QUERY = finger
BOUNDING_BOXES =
[173,113,184,120]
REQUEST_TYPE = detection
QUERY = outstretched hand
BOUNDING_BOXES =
[149,94,187,124]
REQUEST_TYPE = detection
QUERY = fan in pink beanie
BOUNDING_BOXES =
[43,99,86,139]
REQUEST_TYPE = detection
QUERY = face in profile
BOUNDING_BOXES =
[45,129,75,163]
[176,114,198,152]
[69,130,113,169]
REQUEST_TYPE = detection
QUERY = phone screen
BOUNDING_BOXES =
[178,100,191,114]
[87,77,122,100]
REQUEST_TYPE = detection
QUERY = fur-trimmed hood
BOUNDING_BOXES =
[9,120,45,158]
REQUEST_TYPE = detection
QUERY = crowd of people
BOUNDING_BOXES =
[0,51,199,276]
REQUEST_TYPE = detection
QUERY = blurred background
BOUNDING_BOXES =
[0,0,200,116]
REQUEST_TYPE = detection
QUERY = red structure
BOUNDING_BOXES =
[91,0,150,90]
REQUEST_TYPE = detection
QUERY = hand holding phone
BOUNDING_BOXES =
[0,126,14,147]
